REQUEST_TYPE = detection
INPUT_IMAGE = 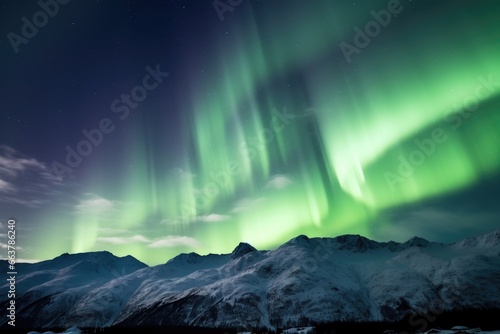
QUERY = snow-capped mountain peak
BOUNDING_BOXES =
[332,234,379,252]
[1,229,499,330]
[231,242,257,259]
[403,236,430,248]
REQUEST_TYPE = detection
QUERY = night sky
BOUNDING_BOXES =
[1,0,499,265]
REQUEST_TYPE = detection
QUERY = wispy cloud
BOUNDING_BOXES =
[197,213,230,223]
[75,193,117,214]
[232,197,266,213]
[73,193,137,220]
[148,235,201,248]
[171,168,196,180]
[0,255,40,263]
[97,234,151,245]
[0,179,15,192]
[0,145,61,183]
[0,146,64,207]
[97,227,131,235]
[0,223,21,252]
[159,218,177,225]
[0,243,22,251]
[266,174,293,189]
[96,229,201,249]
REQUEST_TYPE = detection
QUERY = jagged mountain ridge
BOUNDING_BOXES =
[1,230,499,329]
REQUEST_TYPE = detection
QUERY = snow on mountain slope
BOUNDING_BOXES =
[453,230,500,249]
[116,232,500,328]
[56,249,237,327]
[1,230,499,329]
[423,326,500,334]
[0,251,147,327]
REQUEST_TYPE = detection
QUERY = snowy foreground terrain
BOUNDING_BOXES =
[27,327,81,334]
[421,326,500,333]
[1,230,500,330]
[23,325,500,334]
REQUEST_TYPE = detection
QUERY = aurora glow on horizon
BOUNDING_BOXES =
[1,0,499,265]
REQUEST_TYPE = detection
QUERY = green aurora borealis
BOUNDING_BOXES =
[1,0,499,265]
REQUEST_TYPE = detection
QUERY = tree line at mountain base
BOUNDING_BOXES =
[1,307,499,334]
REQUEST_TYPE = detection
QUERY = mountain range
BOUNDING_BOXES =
[1,230,500,330]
